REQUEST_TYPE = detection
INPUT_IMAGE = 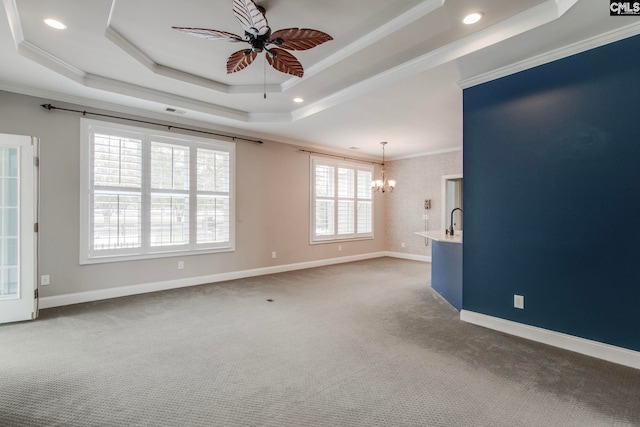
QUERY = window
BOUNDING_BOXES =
[80,119,235,264]
[310,156,373,243]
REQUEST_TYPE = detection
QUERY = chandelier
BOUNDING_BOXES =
[371,141,396,193]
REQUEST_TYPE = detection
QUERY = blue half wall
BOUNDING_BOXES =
[463,34,640,352]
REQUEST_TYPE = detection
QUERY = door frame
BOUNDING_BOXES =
[441,174,463,232]
[0,133,38,323]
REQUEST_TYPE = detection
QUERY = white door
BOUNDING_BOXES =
[0,134,38,323]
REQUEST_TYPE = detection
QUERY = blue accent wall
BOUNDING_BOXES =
[463,34,640,352]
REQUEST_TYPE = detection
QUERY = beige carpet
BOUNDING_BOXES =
[1,258,639,426]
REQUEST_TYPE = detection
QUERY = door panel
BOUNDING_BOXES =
[0,134,37,324]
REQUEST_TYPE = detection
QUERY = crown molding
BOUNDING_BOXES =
[105,0,446,96]
[104,26,282,95]
[248,112,293,123]
[389,146,462,161]
[458,21,640,89]
[16,40,86,83]
[281,0,446,92]
[2,0,272,122]
[84,74,250,121]
[2,0,22,42]
[0,83,266,139]
[292,0,579,121]
[4,0,583,124]
[3,0,85,81]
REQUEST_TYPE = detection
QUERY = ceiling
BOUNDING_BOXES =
[1,0,639,159]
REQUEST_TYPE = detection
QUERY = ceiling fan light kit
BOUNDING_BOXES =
[173,0,333,78]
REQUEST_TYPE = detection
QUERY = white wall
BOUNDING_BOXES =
[0,90,386,298]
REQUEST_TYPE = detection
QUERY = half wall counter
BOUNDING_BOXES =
[415,230,462,310]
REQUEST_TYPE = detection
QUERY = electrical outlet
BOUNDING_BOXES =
[401,242,406,248]
[338,245,342,251]
[424,199,431,210]
[178,261,184,270]
[272,251,277,259]
[514,294,525,310]
[41,275,50,286]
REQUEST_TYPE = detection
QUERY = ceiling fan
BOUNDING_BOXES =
[172,0,333,78]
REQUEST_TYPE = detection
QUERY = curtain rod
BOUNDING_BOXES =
[40,104,264,144]
[299,149,382,165]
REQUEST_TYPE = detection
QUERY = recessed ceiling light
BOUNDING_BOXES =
[293,97,304,103]
[463,12,483,25]
[44,18,67,30]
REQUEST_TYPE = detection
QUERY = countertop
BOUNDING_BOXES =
[415,230,463,244]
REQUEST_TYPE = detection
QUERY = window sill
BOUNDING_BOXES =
[309,236,374,245]
[79,246,235,265]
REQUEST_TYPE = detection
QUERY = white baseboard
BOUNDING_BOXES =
[39,252,388,309]
[460,310,640,370]
[384,251,431,263]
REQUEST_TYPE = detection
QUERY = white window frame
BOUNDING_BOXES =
[80,118,235,264]
[310,155,374,244]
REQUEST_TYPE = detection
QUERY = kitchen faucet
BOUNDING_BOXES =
[447,208,463,236]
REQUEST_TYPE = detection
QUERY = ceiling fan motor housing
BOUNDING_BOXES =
[245,28,271,52]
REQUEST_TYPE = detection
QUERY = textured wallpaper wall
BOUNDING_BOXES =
[385,151,462,259]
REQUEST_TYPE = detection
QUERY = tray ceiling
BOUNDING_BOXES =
[2,0,640,158]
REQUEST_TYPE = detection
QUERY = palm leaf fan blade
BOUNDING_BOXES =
[172,27,243,42]
[266,48,304,77]
[227,50,258,73]
[270,28,333,50]
[233,0,269,35]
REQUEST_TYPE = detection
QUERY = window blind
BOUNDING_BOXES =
[80,119,235,264]
[310,156,373,243]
